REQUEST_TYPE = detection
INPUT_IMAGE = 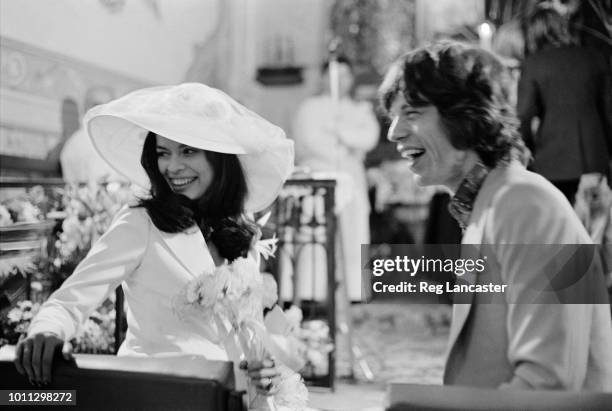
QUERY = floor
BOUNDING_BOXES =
[306,301,451,411]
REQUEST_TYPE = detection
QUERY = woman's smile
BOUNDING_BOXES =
[156,135,214,200]
[168,176,198,189]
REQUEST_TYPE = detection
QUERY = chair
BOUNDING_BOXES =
[0,345,245,411]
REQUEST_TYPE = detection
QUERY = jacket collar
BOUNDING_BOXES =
[158,225,215,277]
[448,162,491,231]
[444,162,524,367]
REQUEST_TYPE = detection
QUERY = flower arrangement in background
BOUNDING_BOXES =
[54,183,132,267]
[1,182,131,353]
[0,185,63,225]
[41,182,133,291]
[0,301,40,346]
[0,300,115,354]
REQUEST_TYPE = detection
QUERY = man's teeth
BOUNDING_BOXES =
[401,148,426,159]
[170,177,196,187]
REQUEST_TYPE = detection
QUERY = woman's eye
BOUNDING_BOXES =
[183,148,197,155]
[156,151,168,158]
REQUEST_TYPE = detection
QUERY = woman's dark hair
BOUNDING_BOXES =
[524,6,575,54]
[138,132,257,262]
[379,41,529,168]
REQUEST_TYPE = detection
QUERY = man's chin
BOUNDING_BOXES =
[414,174,432,187]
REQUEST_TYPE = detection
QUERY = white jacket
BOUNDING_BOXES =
[29,206,229,360]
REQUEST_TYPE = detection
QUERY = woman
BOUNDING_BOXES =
[518,5,611,204]
[14,83,294,392]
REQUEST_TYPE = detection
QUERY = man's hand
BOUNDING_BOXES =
[14,333,73,386]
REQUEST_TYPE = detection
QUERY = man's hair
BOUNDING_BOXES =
[379,41,529,168]
[138,132,256,262]
[524,5,575,55]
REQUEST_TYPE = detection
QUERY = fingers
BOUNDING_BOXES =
[245,358,275,372]
[14,339,25,376]
[14,334,63,386]
[41,339,58,384]
[243,357,280,395]
[248,366,279,380]
[253,376,281,395]
[20,339,36,384]
[62,341,74,361]
[31,333,49,385]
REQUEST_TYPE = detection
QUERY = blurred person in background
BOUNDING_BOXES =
[380,40,612,391]
[60,86,124,185]
[518,5,612,205]
[291,56,379,301]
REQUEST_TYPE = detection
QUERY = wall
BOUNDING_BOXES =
[0,0,219,84]
[0,0,223,173]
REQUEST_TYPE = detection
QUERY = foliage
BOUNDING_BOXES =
[0,300,115,354]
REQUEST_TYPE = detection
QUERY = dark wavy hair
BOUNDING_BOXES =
[379,41,529,168]
[138,132,257,262]
[524,6,575,55]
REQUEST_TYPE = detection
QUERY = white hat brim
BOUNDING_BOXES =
[84,83,294,212]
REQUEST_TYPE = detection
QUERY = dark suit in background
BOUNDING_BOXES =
[518,46,611,204]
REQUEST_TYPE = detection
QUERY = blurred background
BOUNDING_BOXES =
[1,1,610,410]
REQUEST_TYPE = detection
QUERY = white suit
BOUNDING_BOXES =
[28,206,228,360]
[291,95,379,301]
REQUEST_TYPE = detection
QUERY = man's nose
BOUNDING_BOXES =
[387,117,403,143]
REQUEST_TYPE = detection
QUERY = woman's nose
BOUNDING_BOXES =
[167,154,185,173]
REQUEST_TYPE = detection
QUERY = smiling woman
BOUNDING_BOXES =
[154,137,214,200]
[13,83,295,395]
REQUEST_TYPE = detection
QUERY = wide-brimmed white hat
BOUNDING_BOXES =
[84,83,294,212]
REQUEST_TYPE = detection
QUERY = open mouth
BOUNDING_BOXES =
[169,177,197,189]
[399,147,426,162]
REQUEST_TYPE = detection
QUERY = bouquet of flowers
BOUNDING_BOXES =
[174,257,308,411]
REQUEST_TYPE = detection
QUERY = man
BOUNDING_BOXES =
[291,56,379,301]
[379,41,612,391]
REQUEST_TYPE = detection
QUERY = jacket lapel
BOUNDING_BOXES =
[158,226,214,277]
[445,165,508,358]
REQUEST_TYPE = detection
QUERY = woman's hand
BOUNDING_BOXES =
[240,357,281,395]
[14,332,73,386]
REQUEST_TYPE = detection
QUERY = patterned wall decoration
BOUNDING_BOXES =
[330,0,417,76]
[0,36,147,170]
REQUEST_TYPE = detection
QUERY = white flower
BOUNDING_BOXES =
[7,308,22,323]
[254,235,278,260]
[274,365,309,410]
[0,205,12,225]
[223,258,261,302]
[19,202,41,222]
[261,273,278,309]
[284,305,303,330]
